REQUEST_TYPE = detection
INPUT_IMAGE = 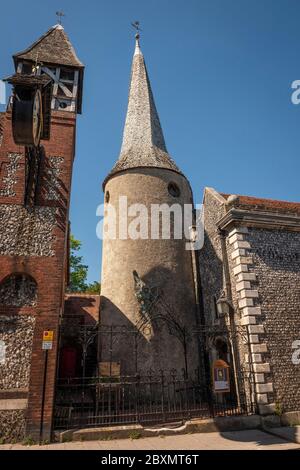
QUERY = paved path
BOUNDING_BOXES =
[0,430,299,450]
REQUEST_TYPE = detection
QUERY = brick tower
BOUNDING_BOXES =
[0,24,84,441]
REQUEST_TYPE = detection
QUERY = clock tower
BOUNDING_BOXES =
[0,24,84,441]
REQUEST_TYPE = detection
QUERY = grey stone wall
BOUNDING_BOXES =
[0,316,35,389]
[198,190,252,400]
[0,410,26,443]
[199,189,300,412]
[198,188,226,325]
[248,227,300,412]
[0,205,56,257]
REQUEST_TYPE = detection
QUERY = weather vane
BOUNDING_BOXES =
[131,20,142,39]
[56,11,65,25]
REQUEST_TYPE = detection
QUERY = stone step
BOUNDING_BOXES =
[57,415,261,442]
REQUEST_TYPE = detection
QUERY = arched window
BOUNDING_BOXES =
[214,337,229,363]
[0,274,37,307]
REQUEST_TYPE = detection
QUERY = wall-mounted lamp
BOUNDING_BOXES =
[216,292,233,317]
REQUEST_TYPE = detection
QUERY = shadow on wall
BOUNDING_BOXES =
[99,295,152,376]
[100,264,200,377]
[38,147,68,232]
[199,231,224,323]
[64,295,100,325]
[59,295,100,378]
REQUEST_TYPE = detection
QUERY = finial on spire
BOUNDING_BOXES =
[56,11,65,26]
[131,21,142,55]
[131,20,142,39]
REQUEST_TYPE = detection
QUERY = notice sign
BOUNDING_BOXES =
[213,359,230,393]
[42,331,54,350]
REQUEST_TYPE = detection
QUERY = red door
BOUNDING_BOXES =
[60,346,77,378]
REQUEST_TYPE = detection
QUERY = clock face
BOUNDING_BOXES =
[32,89,43,146]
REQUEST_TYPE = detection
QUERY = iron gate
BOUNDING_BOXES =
[54,321,256,430]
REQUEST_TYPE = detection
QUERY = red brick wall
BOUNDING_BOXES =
[0,109,77,440]
[64,294,100,325]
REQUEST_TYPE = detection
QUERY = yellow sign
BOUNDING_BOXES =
[43,331,54,342]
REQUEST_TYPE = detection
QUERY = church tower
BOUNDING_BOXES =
[0,25,84,441]
[100,35,199,376]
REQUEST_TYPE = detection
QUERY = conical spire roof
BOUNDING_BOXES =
[13,24,84,68]
[105,36,182,184]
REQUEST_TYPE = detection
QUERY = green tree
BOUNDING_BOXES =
[69,235,88,292]
[68,235,101,294]
[85,281,101,294]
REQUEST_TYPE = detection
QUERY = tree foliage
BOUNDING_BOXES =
[85,281,101,294]
[68,235,101,294]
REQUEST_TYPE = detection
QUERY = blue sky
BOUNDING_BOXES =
[1,0,300,282]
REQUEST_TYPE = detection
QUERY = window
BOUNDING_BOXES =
[60,68,75,81]
[105,191,110,203]
[22,62,33,75]
[168,182,180,198]
[59,101,68,109]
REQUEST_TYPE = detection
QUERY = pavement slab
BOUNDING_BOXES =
[0,429,299,451]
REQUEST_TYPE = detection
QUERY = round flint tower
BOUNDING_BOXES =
[100,36,199,376]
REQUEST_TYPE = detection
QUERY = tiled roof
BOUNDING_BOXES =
[221,193,300,214]
[104,37,182,185]
[13,24,84,68]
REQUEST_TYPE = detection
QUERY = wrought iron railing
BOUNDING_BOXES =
[54,370,256,430]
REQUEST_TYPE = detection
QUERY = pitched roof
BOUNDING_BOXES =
[221,192,300,215]
[104,37,182,184]
[13,24,84,68]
